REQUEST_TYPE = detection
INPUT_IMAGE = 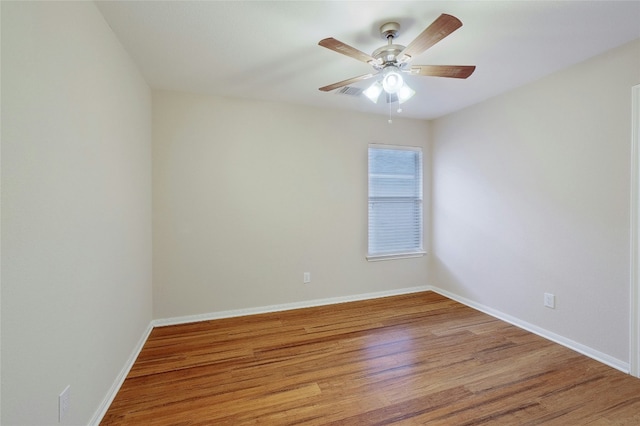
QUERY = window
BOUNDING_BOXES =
[367,144,425,261]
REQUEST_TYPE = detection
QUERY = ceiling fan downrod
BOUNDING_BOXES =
[372,22,406,66]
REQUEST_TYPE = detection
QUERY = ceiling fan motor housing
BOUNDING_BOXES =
[372,44,405,65]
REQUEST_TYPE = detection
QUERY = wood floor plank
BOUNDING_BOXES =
[101,291,640,425]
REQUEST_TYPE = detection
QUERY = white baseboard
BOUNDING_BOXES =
[89,322,154,426]
[152,286,431,327]
[430,286,630,374]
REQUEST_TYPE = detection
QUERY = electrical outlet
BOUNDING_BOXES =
[544,293,555,309]
[59,385,70,422]
[303,272,311,284]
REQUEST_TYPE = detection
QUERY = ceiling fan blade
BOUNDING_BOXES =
[399,14,463,61]
[410,65,476,79]
[318,38,378,65]
[319,73,377,92]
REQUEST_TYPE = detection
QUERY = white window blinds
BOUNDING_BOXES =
[368,145,424,260]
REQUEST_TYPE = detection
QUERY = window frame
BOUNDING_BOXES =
[366,143,426,262]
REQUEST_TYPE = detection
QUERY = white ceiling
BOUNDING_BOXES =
[96,1,640,120]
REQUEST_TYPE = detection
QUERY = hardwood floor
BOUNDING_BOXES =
[101,292,640,425]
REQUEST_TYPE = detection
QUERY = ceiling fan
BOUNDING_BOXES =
[318,14,475,104]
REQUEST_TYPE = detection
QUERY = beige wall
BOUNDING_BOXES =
[431,39,640,364]
[152,91,431,319]
[1,2,152,424]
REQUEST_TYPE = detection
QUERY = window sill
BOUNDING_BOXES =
[366,251,427,262]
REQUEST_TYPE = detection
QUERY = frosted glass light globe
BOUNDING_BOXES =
[382,66,403,94]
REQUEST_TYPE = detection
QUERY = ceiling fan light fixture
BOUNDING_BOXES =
[397,83,415,104]
[363,81,383,103]
[317,14,475,112]
[382,66,403,94]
